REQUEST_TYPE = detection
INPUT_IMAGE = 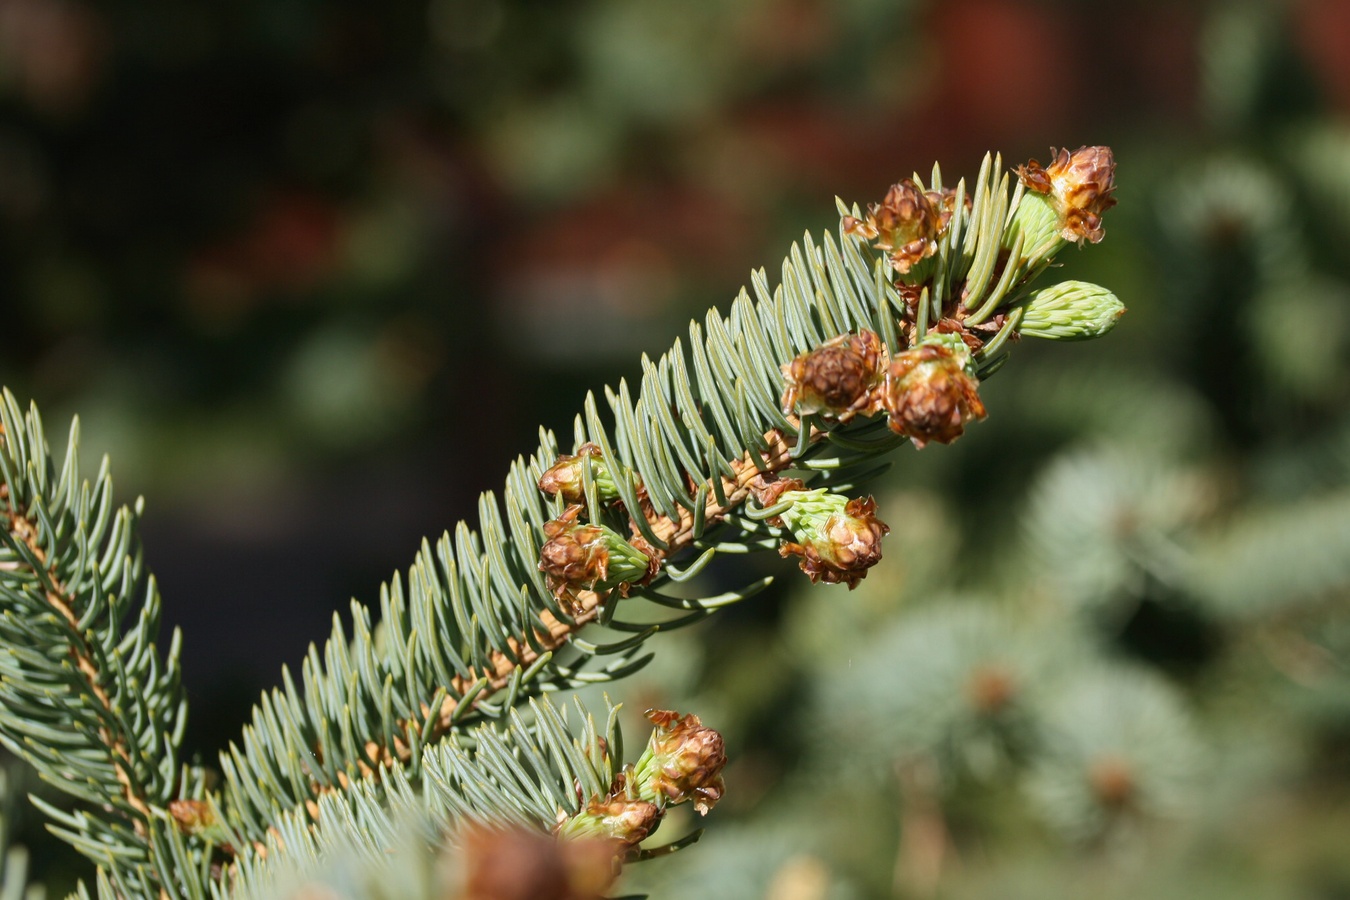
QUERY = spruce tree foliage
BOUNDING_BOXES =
[622,8,1350,898]
[0,146,1124,898]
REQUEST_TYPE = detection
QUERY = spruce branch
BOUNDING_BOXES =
[209,147,1125,860]
[0,394,212,897]
[223,695,725,898]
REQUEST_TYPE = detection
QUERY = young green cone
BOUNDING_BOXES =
[1016,280,1126,341]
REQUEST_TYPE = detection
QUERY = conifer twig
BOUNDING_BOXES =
[211,147,1124,862]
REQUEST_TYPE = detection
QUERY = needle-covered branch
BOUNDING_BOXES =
[209,147,1123,859]
[0,394,212,898]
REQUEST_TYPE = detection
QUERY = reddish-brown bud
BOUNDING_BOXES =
[778,492,889,589]
[780,330,886,421]
[965,664,1017,716]
[538,505,655,612]
[168,799,216,836]
[748,474,807,511]
[632,710,728,816]
[926,185,968,234]
[538,443,618,505]
[1087,755,1136,809]
[556,792,662,847]
[1017,146,1117,245]
[843,179,941,275]
[883,337,986,448]
[454,825,618,900]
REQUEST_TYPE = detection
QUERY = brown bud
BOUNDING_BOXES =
[538,443,613,504]
[780,330,886,421]
[638,710,727,816]
[882,341,986,448]
[926,185,968,234]
[748,474,807,511]
[538,505,655,612]
[168,799,216,836]
[843,180,941,274]
[779,495,889,589]
[1017,146,1117,245]
[454,826,618,900]
[965,664,1017,715]
[540,505,610,608]
[558,792,662,847]
[1087,755,1135,809]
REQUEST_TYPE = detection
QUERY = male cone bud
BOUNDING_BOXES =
[882,333,986,448]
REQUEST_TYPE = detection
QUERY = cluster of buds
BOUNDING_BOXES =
[554,709,727,858]
[447,825,619,900]
[1016,280,1126,341]
[538,505,657,613]
[1012,145,1117,250]
[843,179,954,276]
[780,330,886,422]
[882,333,986,448]
[628,709,728,816]
[537,443,620,505]
[781,330,989,451]
[776,489,889,589]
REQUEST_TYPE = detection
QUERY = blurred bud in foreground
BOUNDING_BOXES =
[883,333,985,448]
[1016,280,1126,341]
[447,826,619,900]
[260,823,619,900]
[777,489,889,589]
[781,330,886,421]
[630,709,727,815]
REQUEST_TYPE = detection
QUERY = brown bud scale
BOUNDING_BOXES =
[844,180,941,275]
[780,330,886,421]
[1017,146,1117,245]
[645,709,728,816]
[779,496,889,589]
[538,443,604,503]
[539,505,612,611]
[883,344,986,448]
